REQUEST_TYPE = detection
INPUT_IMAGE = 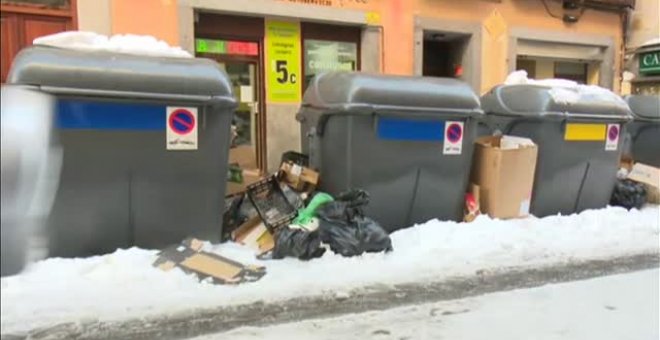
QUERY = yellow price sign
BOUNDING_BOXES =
[265,20,302,103]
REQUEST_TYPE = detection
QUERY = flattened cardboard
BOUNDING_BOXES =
[471,136,538,219]
[628,163,660,204]
[232,216,275,255]
[154,238,266,285]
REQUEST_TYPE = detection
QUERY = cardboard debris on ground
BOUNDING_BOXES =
[627,163,660,204]
[153,238,266,285]
[471,135,538,219]
[279,161,319,192]
[231,216,275,255]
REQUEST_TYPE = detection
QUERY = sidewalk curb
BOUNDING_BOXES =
[4,252,659,340]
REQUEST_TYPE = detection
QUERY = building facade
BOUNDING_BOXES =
[3,0,640,171]
[622,0,659,95]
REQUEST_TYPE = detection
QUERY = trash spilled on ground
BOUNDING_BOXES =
[153,238,266,285]
[611,162,659,210]
[156,151,392,283]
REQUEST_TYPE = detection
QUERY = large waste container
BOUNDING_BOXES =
[298,72,483,232]
[7,46,236,257]
[623,95,660,167]
[481,84,632,217]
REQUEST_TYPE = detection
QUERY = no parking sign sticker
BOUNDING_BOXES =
[167,107,198,150]
[605,124,619,151]
[443,121,464,155]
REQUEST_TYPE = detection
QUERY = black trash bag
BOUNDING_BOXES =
[272,228,326,260]
[317,189,392,257]
[611,179,647,210]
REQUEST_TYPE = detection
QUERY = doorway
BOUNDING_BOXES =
[195,13,266,172]
[422,31,469,79]
[197,42,263,171]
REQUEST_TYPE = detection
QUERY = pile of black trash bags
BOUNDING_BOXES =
[271,189,393,260]
[610,178,647,210]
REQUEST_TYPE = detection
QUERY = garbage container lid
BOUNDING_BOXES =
[481,84,632,120]
[302,72,482,115]
[7,46,235,105]
[624,95,660,121]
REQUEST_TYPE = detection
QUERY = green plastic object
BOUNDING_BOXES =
[292,192,334,226]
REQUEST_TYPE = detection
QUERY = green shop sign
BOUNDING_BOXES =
[639,50,660,75]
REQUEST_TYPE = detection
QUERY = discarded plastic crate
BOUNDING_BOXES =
[246,175,298,232]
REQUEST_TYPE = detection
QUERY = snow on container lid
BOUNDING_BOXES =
[481,71,632,121]
[624,95,660,121]
[481,84,632,120]
[7,46,235,105]
[302,72,482,116]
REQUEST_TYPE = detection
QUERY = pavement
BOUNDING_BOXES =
[195,269,660,340]
[2,252,657,340]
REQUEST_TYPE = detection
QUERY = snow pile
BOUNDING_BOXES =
[504,70,628,107]
[33,31,192,58]
[641,37,660,47]
[1,205,659,334]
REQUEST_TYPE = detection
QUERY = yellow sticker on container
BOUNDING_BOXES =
[564,123,606,141]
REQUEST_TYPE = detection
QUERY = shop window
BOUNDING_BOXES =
[554,61,587,84]
[516,58,537,78]
[303,39,358,91]
[516,57,590,84]
[301,22,361,93]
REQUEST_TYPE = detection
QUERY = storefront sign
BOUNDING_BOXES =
[278,0,333,5]
[639,50,660,75]
[265,20,302,103]
[195,39,258,56]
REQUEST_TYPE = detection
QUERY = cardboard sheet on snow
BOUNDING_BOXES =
[627,163,660,204]
[153,238,266,285]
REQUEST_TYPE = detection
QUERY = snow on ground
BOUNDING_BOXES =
[198,269,660,340]
[1,205,659,334]
[33,31,192,58]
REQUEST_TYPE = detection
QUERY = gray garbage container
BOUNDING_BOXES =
[481,84,632,217]
[297,72,483,232]
[8,46,236,257]
[623,95,660,167]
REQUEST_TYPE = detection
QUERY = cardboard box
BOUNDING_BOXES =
[153,238,266,285]
[627,163,660,204]
[471,136,538,219]
[279,161,319,192]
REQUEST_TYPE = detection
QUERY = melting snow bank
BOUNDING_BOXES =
[33,31,192,58]
[2,205,659,334]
